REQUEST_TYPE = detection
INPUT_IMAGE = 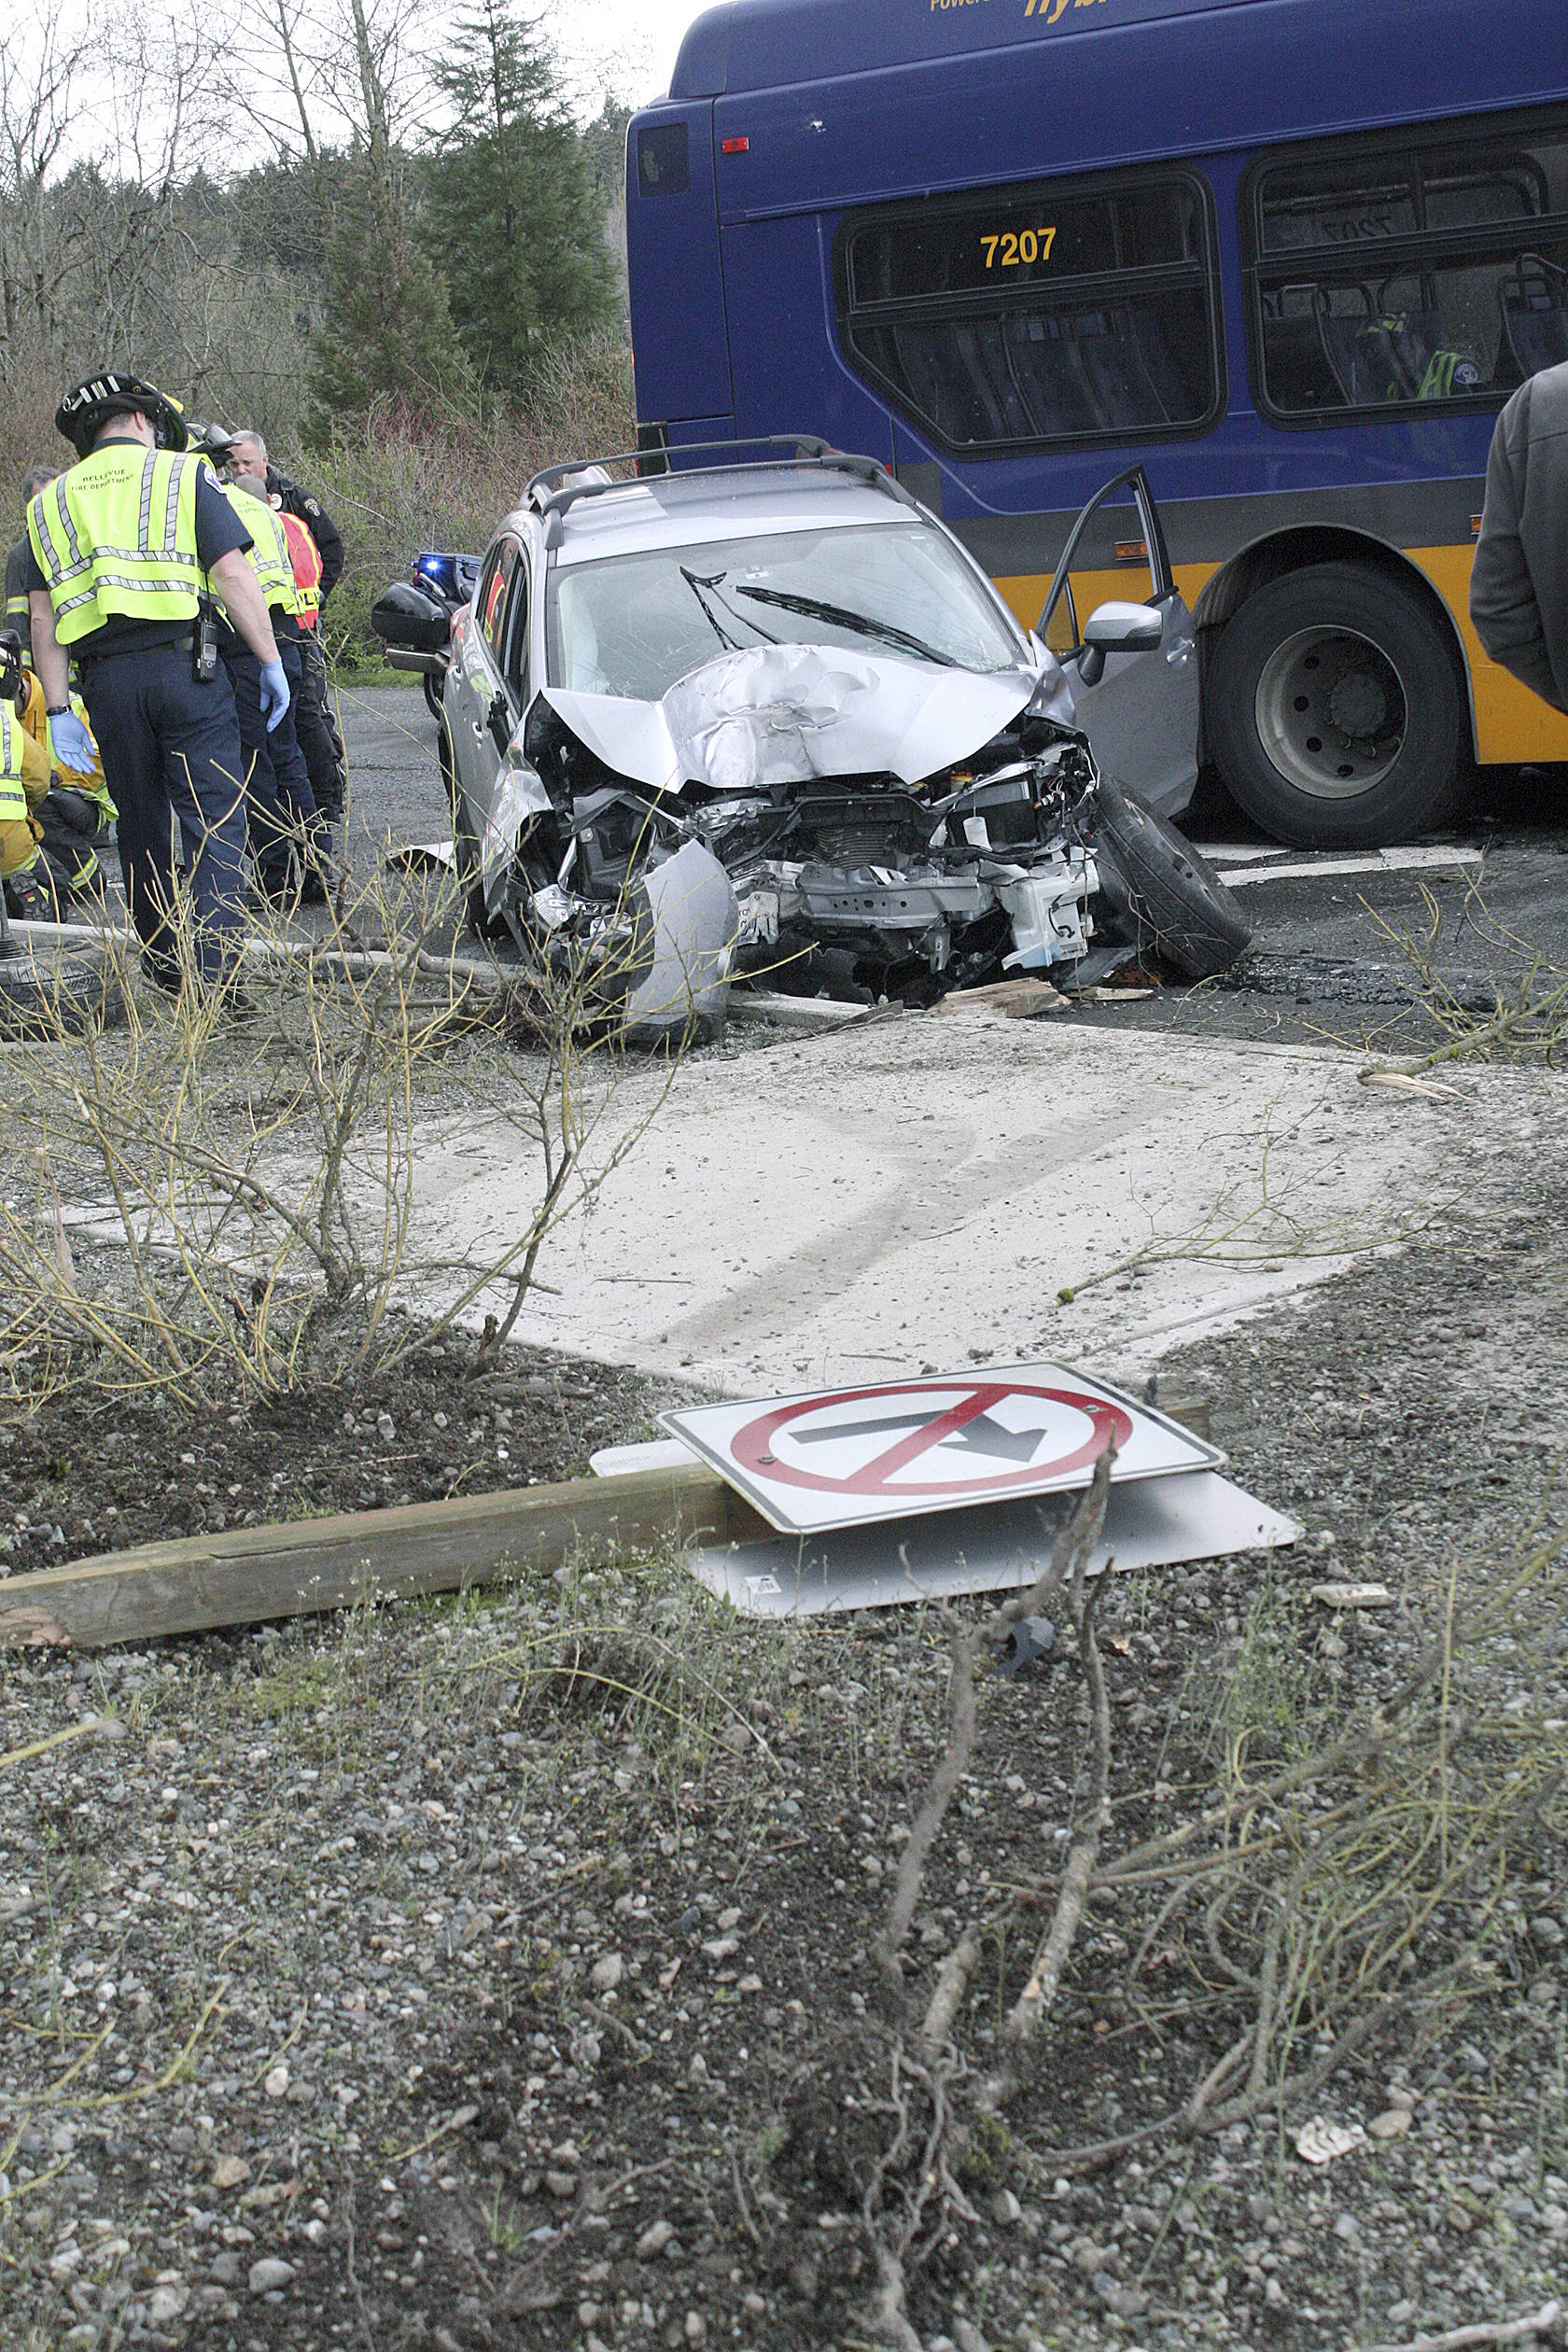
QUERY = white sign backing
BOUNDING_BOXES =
[662,1362,1223,1535]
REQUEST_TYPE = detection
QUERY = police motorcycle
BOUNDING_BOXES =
[371,553,480,721]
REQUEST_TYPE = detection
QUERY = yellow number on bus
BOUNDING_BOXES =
[982,225,1056,268]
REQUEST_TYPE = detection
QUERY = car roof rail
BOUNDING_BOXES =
[524,434,919,548]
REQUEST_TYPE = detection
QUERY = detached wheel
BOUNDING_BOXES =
[0,942,124,1038]
[1089,777,1252,979]
[1208,563,1464,847]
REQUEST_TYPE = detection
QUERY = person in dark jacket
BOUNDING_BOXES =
[1470,359,1568,715]
[223,429,346,827]
[225,429,343,602]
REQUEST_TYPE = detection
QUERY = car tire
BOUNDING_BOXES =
[1088,777,1252,979]
[0,942,124,1039]
[424,672,444,724]
[1207,563,1465,847]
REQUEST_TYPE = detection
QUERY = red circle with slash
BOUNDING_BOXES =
[729,1380,1132,1499]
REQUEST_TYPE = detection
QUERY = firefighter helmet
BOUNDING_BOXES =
[55,371,189,459]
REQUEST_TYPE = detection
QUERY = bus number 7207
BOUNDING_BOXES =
[981,227,1057,268]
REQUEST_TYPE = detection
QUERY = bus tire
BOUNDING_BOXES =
[1088,776,1252,979]
[1207,563,1464,848]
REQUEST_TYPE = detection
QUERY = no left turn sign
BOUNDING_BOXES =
[664,1363,1223,1534]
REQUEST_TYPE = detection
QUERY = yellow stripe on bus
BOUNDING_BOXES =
[993,548,1568,769]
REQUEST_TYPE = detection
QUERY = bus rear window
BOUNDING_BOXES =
[835,170,1221,456]
[1247,118,1568,419]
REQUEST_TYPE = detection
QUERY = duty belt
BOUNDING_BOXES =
[77,629,196,669]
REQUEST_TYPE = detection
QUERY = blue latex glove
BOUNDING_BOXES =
[258,659,290,733]
[47,707,97,774]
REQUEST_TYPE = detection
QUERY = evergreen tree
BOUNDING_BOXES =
[313,147,475,423]
[421,2,617,391]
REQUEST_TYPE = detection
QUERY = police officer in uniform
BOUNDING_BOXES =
[223,429,345,830]
[24,371,290,992]
[219,456,329,903]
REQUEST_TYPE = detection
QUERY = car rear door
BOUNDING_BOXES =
[1038,469,1198,818]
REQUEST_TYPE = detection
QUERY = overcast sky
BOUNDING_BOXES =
[544,0,710,111]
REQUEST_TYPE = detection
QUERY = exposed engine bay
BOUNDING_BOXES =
[455,640,1249,1033]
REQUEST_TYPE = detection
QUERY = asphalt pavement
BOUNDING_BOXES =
[337,681,1568,1051]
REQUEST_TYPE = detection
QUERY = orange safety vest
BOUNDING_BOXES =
[279,508,322,628]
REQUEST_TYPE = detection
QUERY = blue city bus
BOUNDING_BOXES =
[624,0,1568,845]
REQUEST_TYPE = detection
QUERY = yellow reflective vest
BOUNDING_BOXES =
[0,699,30,826]
[224,483,301,623]
[27,443,207,646]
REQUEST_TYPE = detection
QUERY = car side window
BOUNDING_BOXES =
[502,551,530,701]
[478,537,520,666]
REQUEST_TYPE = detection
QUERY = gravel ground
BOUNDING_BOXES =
[4,1063,1568,2352]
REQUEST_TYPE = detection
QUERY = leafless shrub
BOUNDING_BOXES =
[834,1462,1568,2345]
[0,834,682,1418]
[1364,873,1568,1074]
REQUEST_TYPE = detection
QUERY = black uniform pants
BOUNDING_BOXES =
[226,641,321,895]
[77,641,247,987]
[293,630,345,828]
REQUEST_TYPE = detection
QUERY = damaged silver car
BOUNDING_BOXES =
[373,444,1249,1037]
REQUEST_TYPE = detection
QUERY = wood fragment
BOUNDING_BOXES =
[0,1463,770,1650]
[1360,2300,1561,2352]
[1359,1067,1464,1099]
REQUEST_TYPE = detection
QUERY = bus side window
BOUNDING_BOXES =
[835,167,1222,455]
[637,124,691,198]
[1248,119,1568,417]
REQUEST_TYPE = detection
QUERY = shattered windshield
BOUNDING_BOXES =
[547,522,1026,701]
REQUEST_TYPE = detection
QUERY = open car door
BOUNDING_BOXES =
[1038,468,1199,818]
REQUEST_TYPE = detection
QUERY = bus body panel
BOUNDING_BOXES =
[629,0,1568,772]
[625,103,735,428]
[702,0,1561,226]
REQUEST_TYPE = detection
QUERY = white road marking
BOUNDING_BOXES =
[1214,846,1483,889]
[1191,843,1290,861]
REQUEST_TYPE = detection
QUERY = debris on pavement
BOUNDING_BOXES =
[999,1612,1056,1675]
[1311,1579,1395,1608]
[1360,1067,1466,1099]
[1295,2117,1369,2164]
[938,975,1070,1018]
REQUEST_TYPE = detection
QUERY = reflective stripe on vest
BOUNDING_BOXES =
[226,483,300,620]
[27,445,203,646]
[0,703,28,819]
[280,509,321,625]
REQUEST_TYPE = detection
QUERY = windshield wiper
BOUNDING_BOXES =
[680,566,746,652]
[734,584,955,666]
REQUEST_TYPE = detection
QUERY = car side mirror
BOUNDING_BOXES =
[371,581,452,656]
[1075,599,1163,686]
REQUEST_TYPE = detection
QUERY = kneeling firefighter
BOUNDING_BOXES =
[0,633,117,919]
[23,371,289,992]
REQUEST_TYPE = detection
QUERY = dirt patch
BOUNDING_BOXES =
[0,1343,681,1580]
[4,1155,1568,2351]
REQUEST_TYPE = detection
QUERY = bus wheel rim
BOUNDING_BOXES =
[1253,625,1407,801]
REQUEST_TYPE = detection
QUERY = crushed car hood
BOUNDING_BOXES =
[540,642,1039,795]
